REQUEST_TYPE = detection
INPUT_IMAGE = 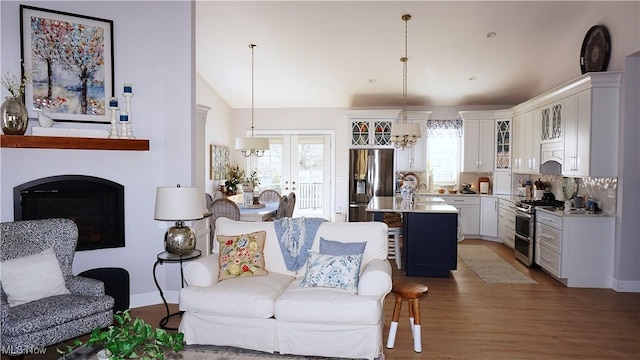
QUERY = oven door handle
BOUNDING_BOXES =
[515,211,533,219]
[514,232,531,242]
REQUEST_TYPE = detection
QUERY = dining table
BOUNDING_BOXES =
[237,201,279,222]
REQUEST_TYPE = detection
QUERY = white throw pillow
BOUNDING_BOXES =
[1,247,70,307]
[300,251,363,293]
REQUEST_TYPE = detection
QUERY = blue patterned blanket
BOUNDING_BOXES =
[274,217,327,272]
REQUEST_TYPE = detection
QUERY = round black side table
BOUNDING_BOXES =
[152,249,202,330]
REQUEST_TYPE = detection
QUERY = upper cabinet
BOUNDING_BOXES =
[495,117,511,171]
[349,119,393,147]
[540,100,564,143]
[563,85,620,177]
[459,110,511,173]
[395,119,428,171]
[345,110,431,170]
[511,72,622,178]
[512,110,540,174]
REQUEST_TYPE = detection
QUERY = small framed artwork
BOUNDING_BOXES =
[210,145,231,180]
[20,5,114,123]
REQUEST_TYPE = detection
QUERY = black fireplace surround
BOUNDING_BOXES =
[14,175,125,251]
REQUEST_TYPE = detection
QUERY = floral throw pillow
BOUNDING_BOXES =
[300,251,363,293]
[217,231,268,281]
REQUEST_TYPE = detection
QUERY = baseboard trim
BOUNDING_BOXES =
[129,290,178,309]
[612,279,640,292]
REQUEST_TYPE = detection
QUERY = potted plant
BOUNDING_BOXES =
[58,310,184,360]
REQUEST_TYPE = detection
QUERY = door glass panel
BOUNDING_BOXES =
[541,108,550,140]
[250,133,331,219]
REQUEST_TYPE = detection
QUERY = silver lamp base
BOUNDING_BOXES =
[165,221,196,255]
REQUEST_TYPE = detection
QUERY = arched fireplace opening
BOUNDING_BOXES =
[14,175,125,251]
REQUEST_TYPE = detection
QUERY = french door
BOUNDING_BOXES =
[248,132,332,219]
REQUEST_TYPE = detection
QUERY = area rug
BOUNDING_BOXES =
[457,244,537,284]
[165,345,361,360]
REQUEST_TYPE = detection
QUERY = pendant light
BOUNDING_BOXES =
[390,14,421,149]
[236,44,269,157]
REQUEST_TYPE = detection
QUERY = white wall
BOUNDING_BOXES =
[0,1,195,307]
[616,51,640,290]
[197,72,234,194]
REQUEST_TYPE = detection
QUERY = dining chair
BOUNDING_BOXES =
[208,198,241,248]
[212,190,224,200]
[275,195,288,220]
[287,192,296,218]
[259,189,281,203]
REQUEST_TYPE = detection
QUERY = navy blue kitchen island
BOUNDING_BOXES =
[367,196,459,277]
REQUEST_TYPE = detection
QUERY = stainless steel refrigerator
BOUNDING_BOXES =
[348,148,395,222]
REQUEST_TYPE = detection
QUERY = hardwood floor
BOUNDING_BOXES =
[5,239,639,359]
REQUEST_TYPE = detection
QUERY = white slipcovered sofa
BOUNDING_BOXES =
[178,217,392,359]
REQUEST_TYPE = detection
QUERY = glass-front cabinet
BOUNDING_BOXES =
[495,118,511,170]
[350,119,393,147]
[541,102,562,142]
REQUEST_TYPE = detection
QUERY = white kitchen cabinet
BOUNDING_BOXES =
[539,100,564,143]
[498,199,516,248]
[395,119,427,171]
[512,110,540,174]
[445,196,480,236]
[461,119,494,172]
[495,118,511,170]
[493,172,512,195]
[535,209,615,288]
[349,119,393,147]
[563,86,620,177]
[480,197,498,237]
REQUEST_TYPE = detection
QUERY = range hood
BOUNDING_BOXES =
[540,143,563,175]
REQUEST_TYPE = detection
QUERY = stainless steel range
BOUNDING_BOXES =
[513,199,564,266]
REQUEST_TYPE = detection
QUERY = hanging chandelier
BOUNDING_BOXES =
[390,14,421,149]
[236,44,269,157]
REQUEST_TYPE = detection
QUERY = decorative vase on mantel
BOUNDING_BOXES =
[1,96,29,135]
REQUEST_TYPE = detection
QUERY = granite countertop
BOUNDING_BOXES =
[366,196,458,214]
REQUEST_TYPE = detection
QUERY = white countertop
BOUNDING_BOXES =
[366,196,459,214]
[536,207,615,218]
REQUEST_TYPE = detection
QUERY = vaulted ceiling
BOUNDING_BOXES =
[196,1,639,109]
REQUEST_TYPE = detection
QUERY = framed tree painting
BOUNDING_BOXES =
[20,5,114,123]
[210,145,230,180]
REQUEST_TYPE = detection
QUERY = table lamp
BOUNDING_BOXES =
[154,185,204,255]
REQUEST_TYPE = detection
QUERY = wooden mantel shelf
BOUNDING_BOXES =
[0,135,149,151]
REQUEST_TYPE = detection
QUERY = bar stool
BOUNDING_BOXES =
[386,282,429,352]
[387,227,402,269]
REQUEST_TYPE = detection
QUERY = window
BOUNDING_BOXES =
[425,119,463,188]
[427,136,460,187]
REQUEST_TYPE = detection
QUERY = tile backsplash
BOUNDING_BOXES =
[515,173,617,214]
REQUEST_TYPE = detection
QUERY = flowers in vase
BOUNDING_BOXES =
[225,165,245,194]
[1,61,32,98]
[246,169,260,187]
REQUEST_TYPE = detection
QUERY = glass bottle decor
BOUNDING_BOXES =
[1,96,28,135]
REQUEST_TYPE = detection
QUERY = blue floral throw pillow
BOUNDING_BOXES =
[300,251,363,293]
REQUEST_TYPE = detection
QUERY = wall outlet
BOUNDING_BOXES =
[607,188,616,198]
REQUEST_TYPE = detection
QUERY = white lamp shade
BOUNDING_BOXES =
[235,137,269,151]
[154,186,204,221]
[390,122,421,138]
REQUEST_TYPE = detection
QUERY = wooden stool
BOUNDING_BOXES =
[386,283,429,352]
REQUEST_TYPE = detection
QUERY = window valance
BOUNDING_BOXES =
[426,119,462,138]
